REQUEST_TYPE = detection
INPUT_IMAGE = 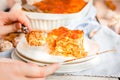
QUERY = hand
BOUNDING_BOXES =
[0,9,32,37]
[7,0,17,8]
[0,58,60,80]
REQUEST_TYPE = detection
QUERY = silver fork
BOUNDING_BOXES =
[21,25,29,34]
[21,0,38,12]
[60,49,117,65]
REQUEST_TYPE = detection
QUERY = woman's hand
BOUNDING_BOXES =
[0,58,60,80]
[0,9,32,37]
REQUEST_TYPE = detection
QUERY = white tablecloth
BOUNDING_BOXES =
[47,75,118,80]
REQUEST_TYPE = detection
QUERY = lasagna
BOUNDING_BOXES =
[47,27,87,58]
[26,31,46,46]
[26,27,87,58]
[33,0,87,13]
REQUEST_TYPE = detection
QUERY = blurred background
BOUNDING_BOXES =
[0,0,119,34]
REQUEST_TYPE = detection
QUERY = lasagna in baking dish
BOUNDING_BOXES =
[33,0,87,13]
[26,27,87,58]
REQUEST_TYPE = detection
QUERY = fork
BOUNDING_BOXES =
[21,0,38,12]
[60,49,117,65]
[21,25,29,34]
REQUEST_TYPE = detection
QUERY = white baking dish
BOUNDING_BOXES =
[15,0,93,31]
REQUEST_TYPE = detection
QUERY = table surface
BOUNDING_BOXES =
[47,75,119,80]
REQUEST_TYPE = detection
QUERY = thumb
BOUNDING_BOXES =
[22,63,60,78]
[0,23,21,36]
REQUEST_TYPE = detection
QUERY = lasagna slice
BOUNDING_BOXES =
[47,27,87,58]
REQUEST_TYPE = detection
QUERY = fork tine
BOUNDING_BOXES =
[22,4,38,12]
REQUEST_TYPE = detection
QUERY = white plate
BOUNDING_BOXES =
[11,50,48,66]
[16,37,99,63]
[14,49,96,65]
[11,50,100,73]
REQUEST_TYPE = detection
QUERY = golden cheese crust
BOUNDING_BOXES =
[47,27,87,58]
[33,0,87,13]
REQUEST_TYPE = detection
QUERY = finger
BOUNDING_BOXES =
[0,23,17,36]
[0,58,26,64]
[0,22,23,36]
[17,14,32,31]
[27,62,39,66]
[0,58,20,63]
[23,63,60,78]
[27,78,45,80]
[0,58,13,62]
[9,10,32,31]
[41,63,60,77]
[15,22,22,30]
